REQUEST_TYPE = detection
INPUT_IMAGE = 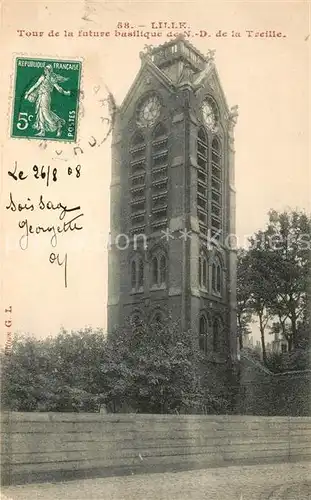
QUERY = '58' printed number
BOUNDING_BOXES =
[16,112,34,130]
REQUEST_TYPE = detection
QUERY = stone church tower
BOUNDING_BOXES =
[108,36,238,365]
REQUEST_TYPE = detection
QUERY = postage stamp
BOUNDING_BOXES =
[11,57,82,142]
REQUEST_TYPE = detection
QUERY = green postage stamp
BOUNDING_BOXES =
[11,57,82,142]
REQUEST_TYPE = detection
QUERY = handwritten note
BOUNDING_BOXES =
[6,161,84,287]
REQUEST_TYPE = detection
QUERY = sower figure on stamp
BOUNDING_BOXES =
[24,64,70,137]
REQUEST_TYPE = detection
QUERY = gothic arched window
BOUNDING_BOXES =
[131,260,136,289]
[211,256,222,296]
[154,312,163,324]
[151,123,169,232]
[198,127,207,143]
[153,123,167,140]
[199,316,207,352]
[211,137,222,238]
[212,137,221,163]
[151,253,167,287]
[152,256,158,285]
[160,255,166,284]
[130,311,144,335]
[150,309,165,328]
[132,131,145,147]
[132,313,141,325]
[197,127,208,235]
[130,132,146,234]
[199,314,211,354]
[130,255,144,292]
[199,252,208,290]
[138,258,144,288]
[212,316,222,352]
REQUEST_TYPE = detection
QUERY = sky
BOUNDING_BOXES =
[1,0,310,343]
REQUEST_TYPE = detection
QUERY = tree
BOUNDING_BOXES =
[1,334,51,411]
[100,318,226,414]
[266,348,310,373]
[238,238,275,364]
[1,328,107,412]
[49,327,107,395]
[264,210,310,350]
[238,210,311,360]
[1,323,228,414]
[236,249,253,350]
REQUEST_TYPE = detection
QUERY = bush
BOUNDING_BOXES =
[100,319,206,414]
[1,329,107,412]
[266,349,310,373]
[1,322,230,414]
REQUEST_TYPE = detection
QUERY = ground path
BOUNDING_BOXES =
[2,461,310,500]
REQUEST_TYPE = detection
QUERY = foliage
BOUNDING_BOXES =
[237,241,275,363]
[264,210,310,350]
[1,322,228,414]
[237,209,311,361]
[241,346,262,363]
[1,328,106,412]
[236,249,253,349]
[266,349,310,373]
[100,318,227,414]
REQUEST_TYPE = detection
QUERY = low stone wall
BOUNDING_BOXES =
[1,412,311,485]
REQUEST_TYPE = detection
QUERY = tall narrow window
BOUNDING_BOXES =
[130,132,146,234]
[160,255,166,284]
[197,128,208,236]
[132,313,141,325]
[152,257,158,285]
[153,312,163,325]
[131,255,144,292]
[199,315,210,354]
[212,263,216,291]
[151,124,168,231]
[138,259,144,288]
[131,260,136,289]
[213,317,222,352]
[212,256,222,295]
[216,265,221,293]
[151,254,167,287]
[211,137,222,238]
[199,316,207,352]
[199,252,208,290]
[203,259,207,287]
[131,312,143,334]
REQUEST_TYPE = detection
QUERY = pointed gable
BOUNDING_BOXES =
[119,57,175,115]
[196,64,230,117]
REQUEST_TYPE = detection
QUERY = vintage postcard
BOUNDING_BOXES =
[1,1,310,499]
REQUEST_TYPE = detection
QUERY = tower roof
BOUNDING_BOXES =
[119,37,230,115]
[144,35,208,75]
